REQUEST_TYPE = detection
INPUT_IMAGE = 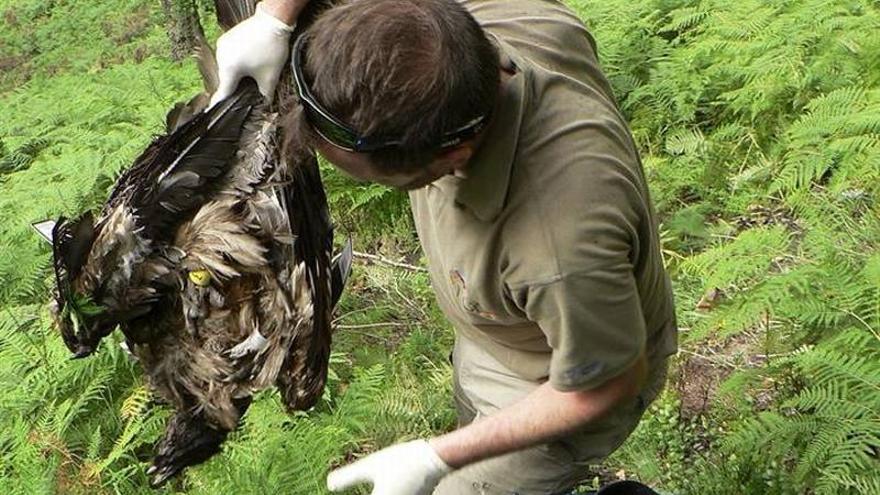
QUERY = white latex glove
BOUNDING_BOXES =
[210,2,295,107]
[327,440,453,495]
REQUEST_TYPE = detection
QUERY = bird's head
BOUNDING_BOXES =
[41,212,116,359]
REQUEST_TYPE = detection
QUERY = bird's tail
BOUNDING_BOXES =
[214,0,258,31]
[148,397,252,487]
[164,0,261,133]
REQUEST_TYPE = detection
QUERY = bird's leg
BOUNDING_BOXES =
[184,308,200,338]
[182,283,209,339]
[225,297,267,359]
[226,326,268,359]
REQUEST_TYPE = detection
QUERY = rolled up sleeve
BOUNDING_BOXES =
[522,261,646,392]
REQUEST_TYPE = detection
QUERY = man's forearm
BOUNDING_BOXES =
[261,0,310,25]
[429,354,646,469]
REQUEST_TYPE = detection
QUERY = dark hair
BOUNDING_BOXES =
[285,0,500,170]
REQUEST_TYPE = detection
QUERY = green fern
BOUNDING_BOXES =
[726,329,880,494]
[772,88,880,194]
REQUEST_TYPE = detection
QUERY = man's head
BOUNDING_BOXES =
[285,0,500,189]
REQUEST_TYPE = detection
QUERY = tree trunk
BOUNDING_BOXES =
[161,0,203,61]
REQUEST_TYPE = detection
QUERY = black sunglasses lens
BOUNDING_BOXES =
[304,105,357,150]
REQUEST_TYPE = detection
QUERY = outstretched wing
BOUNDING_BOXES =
[106,79,263,242]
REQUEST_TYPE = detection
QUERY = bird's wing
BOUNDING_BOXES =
[148,397,252,487]
[164,29,218,134]
[331,237,354,308]
[49,212,97,345]
[107,79,262,242]
[51,211,96,287]
[275,151,336,411]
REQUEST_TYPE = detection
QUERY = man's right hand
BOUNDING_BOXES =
[327,440,452,495]
[210,1,306,107]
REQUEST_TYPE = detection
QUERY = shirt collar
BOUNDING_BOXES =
[430,38,528,222]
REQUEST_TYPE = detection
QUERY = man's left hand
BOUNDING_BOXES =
[327,440,452,495]
[209,2,295,107]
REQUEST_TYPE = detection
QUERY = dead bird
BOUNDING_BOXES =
[35,0,349,487]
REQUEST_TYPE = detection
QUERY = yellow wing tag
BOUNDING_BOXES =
[188,270,212,287]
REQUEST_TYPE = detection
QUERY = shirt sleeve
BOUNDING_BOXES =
[520,254,647,392]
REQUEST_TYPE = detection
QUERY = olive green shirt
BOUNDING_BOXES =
[409,0,677,392]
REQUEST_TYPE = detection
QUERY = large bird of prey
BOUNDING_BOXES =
[35,0,348,486]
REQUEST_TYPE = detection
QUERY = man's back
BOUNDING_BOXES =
[462,0,618,103]
[411,0,677,392]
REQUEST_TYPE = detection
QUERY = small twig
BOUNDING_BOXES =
[353,250,428,273]
[841,307,880,343]
[336,322,410,330]
[753,352,799,360]
[678,348,745,371]
[342,329,385,340]
[393,283,430,322]
[332,307,376,325]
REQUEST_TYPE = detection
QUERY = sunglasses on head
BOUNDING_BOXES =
[291,35,490,153]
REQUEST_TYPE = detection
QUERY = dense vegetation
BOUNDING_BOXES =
[1,0,877,493]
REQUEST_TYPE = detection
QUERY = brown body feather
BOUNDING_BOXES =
[120,96,335,431]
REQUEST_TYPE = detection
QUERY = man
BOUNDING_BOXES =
[213,1,677,494]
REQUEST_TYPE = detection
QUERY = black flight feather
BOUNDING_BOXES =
[109,79,262,241]
[274,152,335,410]
[331,237,353,308]
[50,212,97,351]
[52,212,96,284]
[290,154,333,335]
